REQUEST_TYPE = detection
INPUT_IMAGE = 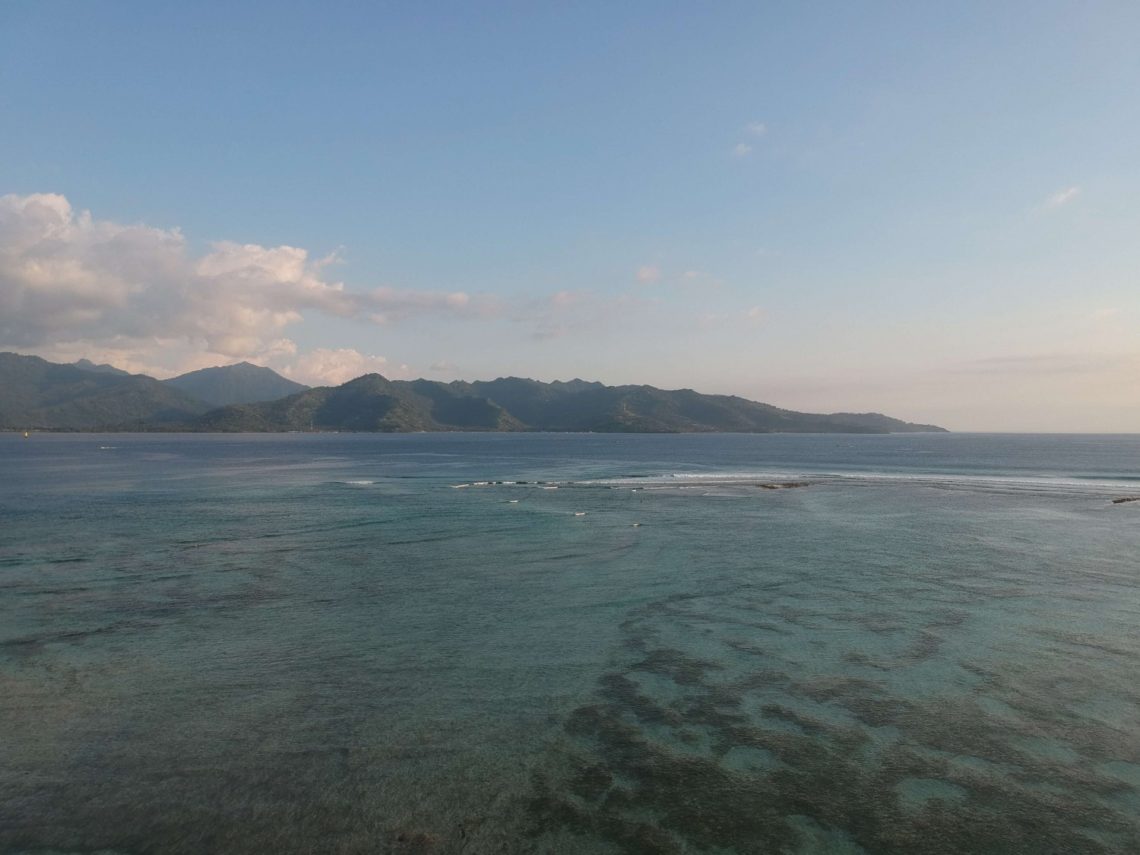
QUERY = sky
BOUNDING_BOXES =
[1,1,1138,431]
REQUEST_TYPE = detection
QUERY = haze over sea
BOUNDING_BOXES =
[2,432,1140,853]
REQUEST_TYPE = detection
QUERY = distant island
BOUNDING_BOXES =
[0,352,947,434]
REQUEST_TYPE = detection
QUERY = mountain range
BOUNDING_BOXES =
[1,353,308,430]
[1,352,946,433]
[1,353,209,430]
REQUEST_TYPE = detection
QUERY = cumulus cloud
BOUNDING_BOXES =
[281,347,407,386]
[635,264,661,284]
[0,193,496,373]
[1043,185,1080,209]
[731,142,753,158]
[745,121,767,137]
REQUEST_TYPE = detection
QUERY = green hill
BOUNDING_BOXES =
[0,352,209,430]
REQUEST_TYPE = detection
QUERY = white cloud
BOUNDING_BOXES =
[635,264,661,284]
[729,122,766,159]
[1043,185,1080,209]
[281,347,406,386]
[0,193,497,374]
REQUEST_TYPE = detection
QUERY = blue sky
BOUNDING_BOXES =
[2,1,1138,430]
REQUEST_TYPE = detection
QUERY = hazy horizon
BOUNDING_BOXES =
[2,3,1138,432]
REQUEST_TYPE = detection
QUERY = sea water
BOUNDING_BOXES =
[1,432,1139,853]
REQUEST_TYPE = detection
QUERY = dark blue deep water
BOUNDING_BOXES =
[2,432,1139,853]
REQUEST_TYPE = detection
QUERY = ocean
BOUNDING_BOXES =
[2,432,1139,853]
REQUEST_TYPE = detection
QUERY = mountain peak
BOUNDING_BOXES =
[72,358,131,376]
[164,362,308,407]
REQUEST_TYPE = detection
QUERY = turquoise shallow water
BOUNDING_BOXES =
[2,432,1139,853]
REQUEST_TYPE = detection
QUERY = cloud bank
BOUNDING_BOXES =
[0,193,491,382]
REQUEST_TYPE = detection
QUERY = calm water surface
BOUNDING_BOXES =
[2,433,1139,853]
